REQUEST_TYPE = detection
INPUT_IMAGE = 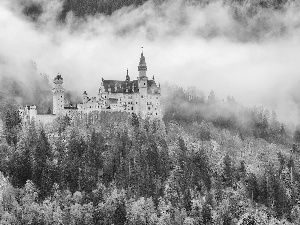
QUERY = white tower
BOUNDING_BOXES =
[52,74,65,115]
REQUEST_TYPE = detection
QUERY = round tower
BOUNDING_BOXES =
[83,91,88,104]
[52,74,65,115]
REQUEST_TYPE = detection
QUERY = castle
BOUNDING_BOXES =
[19,51,162,124]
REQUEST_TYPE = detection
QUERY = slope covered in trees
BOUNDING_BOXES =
[0,98,300,223]
[13,0,297,43]
[161,84,292,145]
[18,0,291,21]
[0,62,53,118]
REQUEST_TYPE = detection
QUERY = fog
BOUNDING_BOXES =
[1,0,300,124]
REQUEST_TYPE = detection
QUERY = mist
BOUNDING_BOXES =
[1,0,300,124]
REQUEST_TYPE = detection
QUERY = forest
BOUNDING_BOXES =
[18,0,291,21]
[1,0,300,224]
[1,79,300,224]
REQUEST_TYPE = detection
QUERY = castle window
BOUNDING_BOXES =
[148,107,150,110]
[156,113,157,115]
[90,106,92,108]
[136,102,138,104]
[131,107,133,110]
[144,83,145,85]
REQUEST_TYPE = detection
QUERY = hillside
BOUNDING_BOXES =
[0,81,300,223]
[19,0,291,20]
[1,0,300,224]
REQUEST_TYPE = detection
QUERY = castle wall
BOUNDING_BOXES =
[145,94,161,118]
[35,115,57,125]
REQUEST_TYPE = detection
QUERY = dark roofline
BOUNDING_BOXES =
[64,106,78,109]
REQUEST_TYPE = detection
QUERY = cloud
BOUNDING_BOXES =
[0,0,300,124]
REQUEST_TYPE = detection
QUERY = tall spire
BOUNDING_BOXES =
[126,68,130,81]
[138,47,147,76]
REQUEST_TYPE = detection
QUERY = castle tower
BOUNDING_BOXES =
[52,74,65,115]
[83,91,88,104]
[138,50,147,78]
[126,69,130,81]
[138,50,148,117]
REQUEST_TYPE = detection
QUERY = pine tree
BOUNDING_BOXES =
[223,153,235,188]
[294,128,300,143]
[192,147,212,191]
[4,109,22,146]
[246,173,259,203]
[33,129,53,199]
[113,200,127,225]
[202,201,213,224]
[131,113,139,129]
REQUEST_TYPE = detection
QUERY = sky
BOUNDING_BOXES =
[1,0,300,124]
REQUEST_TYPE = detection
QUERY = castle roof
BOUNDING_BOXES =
[54,74,63,80]
[64,106,78,110]
[102,79,160,94]
[138,52,147,72]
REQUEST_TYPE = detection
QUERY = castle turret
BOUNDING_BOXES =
[138,51,147,78]
[126,69,130,81]
[52,74,64,115]
[138,50,148,117]
[83,91,88,104]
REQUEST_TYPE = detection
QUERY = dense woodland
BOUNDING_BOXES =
[1,80,300,224]
[18,0,291,21]
[1,0,300,224]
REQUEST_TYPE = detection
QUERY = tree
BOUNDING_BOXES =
[223,153,235,188]
[192,147,212,191]
[238,160,246,181]
[127,197,156,224]
[131,113,139,129]
[202,201,213,225]
[207,90,216,103]
[245,173,259,203]
[4,109,22,146]
[46,107,51,114]
[294,128,300,143]
[64,131,87,192]
[33,129,53,199]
